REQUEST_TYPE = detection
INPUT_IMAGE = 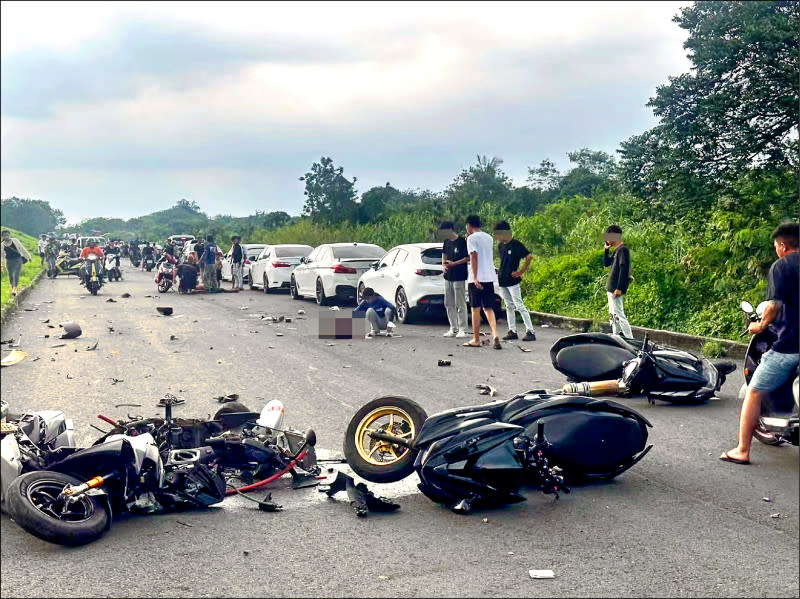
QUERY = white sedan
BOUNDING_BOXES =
[290,243,386,305]
[249,244,313,293]
[220,244,266,283]
[356,243,446,323]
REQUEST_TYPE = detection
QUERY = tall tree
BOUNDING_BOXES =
[0,197,66,235]
[445,155,513,219]
[299,157,358,224]
[619,0,799,214]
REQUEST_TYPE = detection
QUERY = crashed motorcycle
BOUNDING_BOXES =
[52,250,83,278]
[105,253,122,282]
[1,399,318,545]
[550,332,736,404]
[739,300,799,446]
[154,254,178,293]
[344,392,651,513]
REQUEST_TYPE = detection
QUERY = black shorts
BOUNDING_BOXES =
[468,282,495,309]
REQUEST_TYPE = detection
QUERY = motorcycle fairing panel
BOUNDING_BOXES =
[410,393,652,509]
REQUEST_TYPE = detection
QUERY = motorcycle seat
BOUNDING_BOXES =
[555,344,635,380]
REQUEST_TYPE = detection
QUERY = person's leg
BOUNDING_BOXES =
[443,280,458,334]
[454,280,469,334]
[722,350,800,462]
[366,308,386,336]
[508,283,534,333]
[467,284,482,345]
[8,258,22,291]
[499,285,516,334]
[613,294,633,338]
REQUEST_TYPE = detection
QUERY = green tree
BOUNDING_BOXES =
[445,155,513,220]
[0,197,66,236]
[299,157,358,224]
[526,158,561,191]
[357,183,404,224]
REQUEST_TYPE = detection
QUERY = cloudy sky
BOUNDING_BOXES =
[1,1,691,224]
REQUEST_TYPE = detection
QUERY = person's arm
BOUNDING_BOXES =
[603,246,614,267]
[614,246,630,296]
[751,262,788,334]
[512,254,533,279]
[470,251,482,289]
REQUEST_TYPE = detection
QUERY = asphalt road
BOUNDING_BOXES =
[1,265,797,598]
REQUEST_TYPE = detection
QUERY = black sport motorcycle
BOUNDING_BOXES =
[344,392,651,513]
[550,332,736,404]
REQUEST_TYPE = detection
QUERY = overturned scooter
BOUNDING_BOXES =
[343,391,651,513]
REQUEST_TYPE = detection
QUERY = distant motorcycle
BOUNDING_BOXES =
[52,251,83,278]
[82,255,103,295]
[105,254,122,282]
[155,254,177,292]
[143,254,156,272]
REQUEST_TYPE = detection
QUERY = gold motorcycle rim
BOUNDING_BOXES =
[354,406,417,466]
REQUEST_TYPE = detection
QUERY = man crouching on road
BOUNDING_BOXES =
[720,221,799,465]
[353,287,397,339]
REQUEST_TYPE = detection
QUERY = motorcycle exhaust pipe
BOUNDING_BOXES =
[561,380,627,396]
[62,472,116,498]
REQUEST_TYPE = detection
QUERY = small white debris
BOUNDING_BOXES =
[529,570,555,579]
[770,513,781,519]
[762,497,772,502]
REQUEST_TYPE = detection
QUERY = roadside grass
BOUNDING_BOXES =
[1,227,42,313]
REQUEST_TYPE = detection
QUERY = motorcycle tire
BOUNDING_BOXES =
[90,285,98,296]
[214,402,252,420]
[158,280,171,293]
[7,471,109,546]
[344,396,427,484]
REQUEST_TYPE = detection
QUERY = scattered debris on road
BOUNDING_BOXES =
[111,378,124,385]
[762,497,772,502]
[120,293,131,298]
[1,350,28,367]
[59,321,82,339]
[438,360,451,367]
[529,570,555,579]
[297,309,305,315]
[156,307,173,316]
[476,384,497,397]
[115,403,142,408]
[170,335,178,341]
[50,343,66,348]
[176,520,193,527]
[85,341,99,351]
[770,513,781,519]
[518,345,532,353]
[106,298,117,303]
[215,393,240,403]
[157,393,184,406]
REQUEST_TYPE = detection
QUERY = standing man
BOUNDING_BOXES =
[230,235,245,290]
[194,238,206,281]
[439,221,469,338]
[721,221,799,465]
[493,221,536,341]
[38,234,47,266]
[603,225,633,338]
[200,234,219,291]
[1,229,32,296]
[463,215,501,349]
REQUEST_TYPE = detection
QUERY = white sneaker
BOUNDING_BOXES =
[443,329,457,337]
[366,330,377,339]
[455,330,469,338]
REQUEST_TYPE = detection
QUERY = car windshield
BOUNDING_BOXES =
[333,246,386,260]
[275,246,312,258]
[421,248,443,265]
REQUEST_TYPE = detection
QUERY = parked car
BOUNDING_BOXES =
[250,244,313,292]
[291,243,386,305]
[220,244,266,284]
[167,235,195,252]
[356,243,446,323]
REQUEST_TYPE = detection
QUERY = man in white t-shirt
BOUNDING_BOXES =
[463,215,502,349]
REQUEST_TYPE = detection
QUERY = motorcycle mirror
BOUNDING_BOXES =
[303,428,317,447]
[755,301,769,318]
[740,301,754,313]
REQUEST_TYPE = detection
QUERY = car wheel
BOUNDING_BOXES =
[357,283,365,304]
[316,278,330,306]
[395,287,412,324]
[290,276,302,300]
[263,273,270,294]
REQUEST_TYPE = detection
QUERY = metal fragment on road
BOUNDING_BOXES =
[111,378,124,385]
[50,343,66,348]
[529,570,555,579]
[85,341,99,351]
[518,345,532,352]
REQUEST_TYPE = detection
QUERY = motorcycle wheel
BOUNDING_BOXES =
[343,396,427,483]
[158,280,171,293]
[7,471,109,546]
[213,402,252,420]
[754,420,785,446]
[90,284,98,296]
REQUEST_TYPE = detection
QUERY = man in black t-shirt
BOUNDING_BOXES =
[721,221,799,466]
[230,235,245,290]
[439,221,469,337]
[603,224,633,338]
[493,221,535,341]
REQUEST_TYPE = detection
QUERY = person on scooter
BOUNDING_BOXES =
[79,239,105,286]
[721,221,799,465]
[141,242,155,271]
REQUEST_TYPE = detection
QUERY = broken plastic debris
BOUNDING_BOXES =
[106,298,117,303]
[111,378,124,385]
[762,497,771,502]
[297,310,305,315]
[120,293,131,298]
[541,324,550,328]
[59,321,82,339]
[50,343,66,348]
[85,341,99,351]
[518,346,532,353]
[156,307,173,316]
[438,360,451,367]
[1,350,28,367]
[770,513,781,519]
[476,384,497,397]
[215,393,240,403]
[329,306,340,311]
[529,570,555,579]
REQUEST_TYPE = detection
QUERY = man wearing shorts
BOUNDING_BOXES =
[721,221,799,465]
[463,215,501,349]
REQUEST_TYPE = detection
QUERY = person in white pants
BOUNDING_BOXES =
[494,221,536,341]
[439,221,469,338]
[603,225,633,338]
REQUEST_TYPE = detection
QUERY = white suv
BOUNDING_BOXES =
[356,243,445,323]
[290,243,386,305]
